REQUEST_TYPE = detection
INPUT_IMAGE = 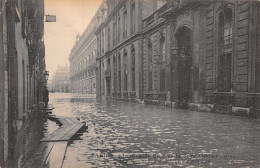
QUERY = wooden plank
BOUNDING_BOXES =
[40,126,68,142]
[41,123,85,142]
[58,118,68,125]
[50,124,78,141]
[47,116,81,125]
[39,142,55,168]
[42,142,68,168]
[60,123,85,141]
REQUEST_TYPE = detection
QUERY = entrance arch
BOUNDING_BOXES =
[175,26,192,108]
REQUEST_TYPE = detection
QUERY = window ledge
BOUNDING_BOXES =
[144,91,154,95]
[212,92,235,96]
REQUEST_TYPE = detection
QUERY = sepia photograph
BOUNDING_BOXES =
[0,0,260,167]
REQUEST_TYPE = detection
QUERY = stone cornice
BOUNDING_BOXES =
[95,0,127,35]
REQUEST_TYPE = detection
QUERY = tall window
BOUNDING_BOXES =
[108,26,110,49]
[123,7,127,39]
[218,7,233,92]
[22,60,25,113]
[113,55,117,92]
[124,50,128,91]
[102,61,105,94]
[107,58,110,70]
[113,19,117,46]
[118,53,121,92]
[148,41,153,91]
[131,1,135,34]
[159,37,166,92]
[131,46,135,91]
[219,8,233,46]
[102,31,104,53]
[118,15,121,42]
[99,34,102,55]
[97,37,100,56]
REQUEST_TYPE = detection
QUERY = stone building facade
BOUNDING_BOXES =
[52,66,70,93]
[0,0,46,166]
[94,0,260,118]
[142,0,260,117]
[142,4,168,105]
[95,0,166,102]
[69,1,107,95]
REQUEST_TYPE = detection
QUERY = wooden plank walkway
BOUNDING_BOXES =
[37,114,86,168]
[40,123,85,142]
[47,116,81,125]
[42,142,68,168]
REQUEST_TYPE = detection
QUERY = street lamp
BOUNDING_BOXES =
[44,70,49,82]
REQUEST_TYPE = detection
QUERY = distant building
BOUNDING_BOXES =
[52,66,70,93]
[95,0,167,102]
[69,1,107,94]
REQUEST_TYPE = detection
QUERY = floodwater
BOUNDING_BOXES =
[46,93,260,168]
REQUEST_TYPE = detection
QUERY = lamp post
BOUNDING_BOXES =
[44,70,49,86]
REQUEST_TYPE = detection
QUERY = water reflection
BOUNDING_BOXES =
[47,93,260,168]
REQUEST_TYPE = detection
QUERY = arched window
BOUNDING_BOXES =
[113,18,117,46]
[131,45,135,91]
[102,31,104,53]
[118,15,121,42]
[218,6,233,92]
[118,52,121,92]
[113,55,117,92]
[123,5,127,39]
[147,40,153,91]
[102,61,105,94]
[108,26,110,49]
[124,49,128,91]
[131,1,135,34]
[160,36,166,62]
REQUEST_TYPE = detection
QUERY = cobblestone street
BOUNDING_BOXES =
[45,93,260,167]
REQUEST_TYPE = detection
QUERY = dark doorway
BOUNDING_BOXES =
[106,77,111,99]
[176,26,192,108]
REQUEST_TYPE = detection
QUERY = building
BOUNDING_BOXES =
[94,0,260,118]
[0,0,46,166]
[69,1,107,95]
[142,4,168,106]
[95,0,166,102]
[142,0,260,117]
[52,65,70,93]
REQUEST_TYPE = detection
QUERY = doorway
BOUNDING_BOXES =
[106,77,111,99]
[176,26,192,108]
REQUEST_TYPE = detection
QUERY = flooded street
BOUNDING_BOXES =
[42,93,260,167]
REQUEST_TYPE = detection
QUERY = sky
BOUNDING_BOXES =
[44,0,102,81]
